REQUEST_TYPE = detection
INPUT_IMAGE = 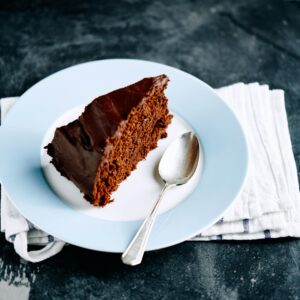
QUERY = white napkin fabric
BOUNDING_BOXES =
[192,83,300,240]
[1,82,299,262]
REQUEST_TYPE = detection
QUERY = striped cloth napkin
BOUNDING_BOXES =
[1,83,299,262]
[192,83,300,240]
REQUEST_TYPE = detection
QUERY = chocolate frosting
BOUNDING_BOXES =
[46,75,169,199]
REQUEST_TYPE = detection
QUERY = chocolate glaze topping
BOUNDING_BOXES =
[46,75,169,200]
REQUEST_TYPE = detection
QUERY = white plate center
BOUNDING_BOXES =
[41,106,202,221]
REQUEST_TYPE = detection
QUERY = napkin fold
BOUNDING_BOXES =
[1,83,299,262]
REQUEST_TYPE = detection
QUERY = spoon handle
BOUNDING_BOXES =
[121,183,170,266]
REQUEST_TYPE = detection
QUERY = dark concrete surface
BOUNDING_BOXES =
[0,0,300,299]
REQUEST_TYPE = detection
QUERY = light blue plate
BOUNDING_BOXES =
[0,59,248,252]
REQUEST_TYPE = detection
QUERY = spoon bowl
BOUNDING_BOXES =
[159,132,200,185]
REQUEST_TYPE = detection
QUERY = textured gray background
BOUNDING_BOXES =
[0,0,300,299]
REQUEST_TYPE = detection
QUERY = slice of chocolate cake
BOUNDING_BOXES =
[46,75,172,206]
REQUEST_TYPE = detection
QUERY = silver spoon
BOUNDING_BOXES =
[121,131,200,266]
